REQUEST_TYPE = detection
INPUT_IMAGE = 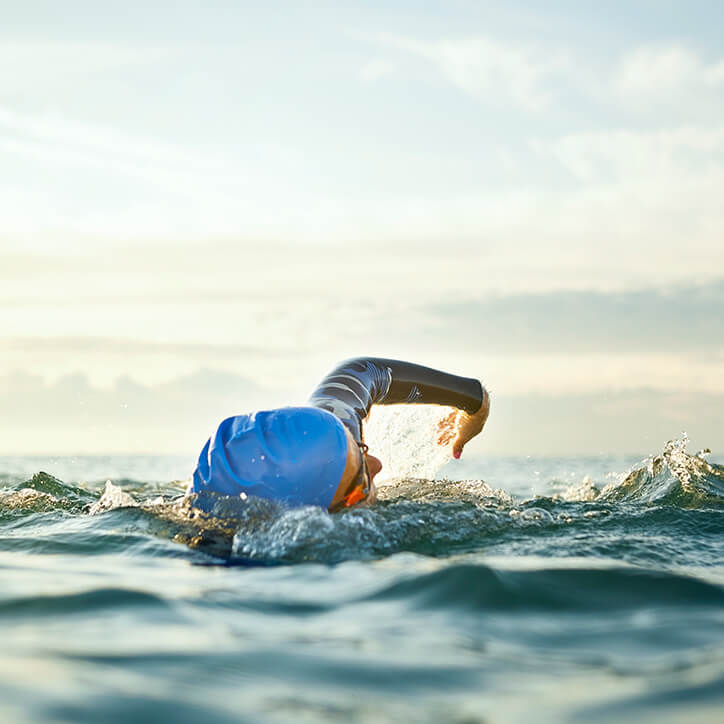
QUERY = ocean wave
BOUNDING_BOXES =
[0,588,169,618]
[600,435,724,507]
[0,472,94,517]
[362,562,724,612]
[1,436,722,565]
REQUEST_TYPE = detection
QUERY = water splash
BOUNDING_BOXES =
[601,434,724,506]
[558,476,600,502]
[0,487,61,514]
[377,477,512,507]
[87,481,139,514]
[364,404,456,482]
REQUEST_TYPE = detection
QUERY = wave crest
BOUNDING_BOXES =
[601,435,724,507]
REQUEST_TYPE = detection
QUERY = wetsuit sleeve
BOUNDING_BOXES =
[308,357,483,442]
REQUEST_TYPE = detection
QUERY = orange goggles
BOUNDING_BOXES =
[330,442,370,512]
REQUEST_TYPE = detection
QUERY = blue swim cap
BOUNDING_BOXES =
[191,407,349,509]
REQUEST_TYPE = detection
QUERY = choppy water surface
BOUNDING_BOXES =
[1,434,723,723]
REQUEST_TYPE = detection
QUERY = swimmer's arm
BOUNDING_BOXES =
[372,358,483,413]
[309,358,489,453]
[369,358,489,458]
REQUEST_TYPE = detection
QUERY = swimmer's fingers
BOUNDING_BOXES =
[436,410,459,446]
[436,410,457,432]
[451,412,483,459]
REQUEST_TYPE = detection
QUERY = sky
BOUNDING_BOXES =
[2,1,724,456]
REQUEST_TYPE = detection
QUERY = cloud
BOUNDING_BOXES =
[369,33,724,122]
[359,59,396,82]
[430,282,724,356]
[614,44,724,97]
[0,103,263,243]
[2,336,278,357]
[480,388,724,456]
[1,367,722,455]
[531,125,724,182]
[0,337,280,384]
[373,33,569,110]
[3,245,724,399]
[0,105,241,200]
[0,41,169,95]
[0,106,223,171]
[526,126,724,266]
[0,368,277,455]
[0,332,302,390]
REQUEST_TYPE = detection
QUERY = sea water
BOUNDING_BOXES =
[1,414,723,723]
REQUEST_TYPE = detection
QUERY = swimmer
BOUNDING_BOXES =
[191,358,490,513]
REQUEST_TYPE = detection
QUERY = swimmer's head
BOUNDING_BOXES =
[192,407,349,509]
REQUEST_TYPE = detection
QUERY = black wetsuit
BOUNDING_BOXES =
[308,358,483,443]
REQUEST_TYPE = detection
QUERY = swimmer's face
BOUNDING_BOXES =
[328,429,382,512]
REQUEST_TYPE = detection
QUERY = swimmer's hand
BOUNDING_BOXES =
[436,389,490,459]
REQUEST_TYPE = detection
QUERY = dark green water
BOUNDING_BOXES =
[1,437,723,723]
